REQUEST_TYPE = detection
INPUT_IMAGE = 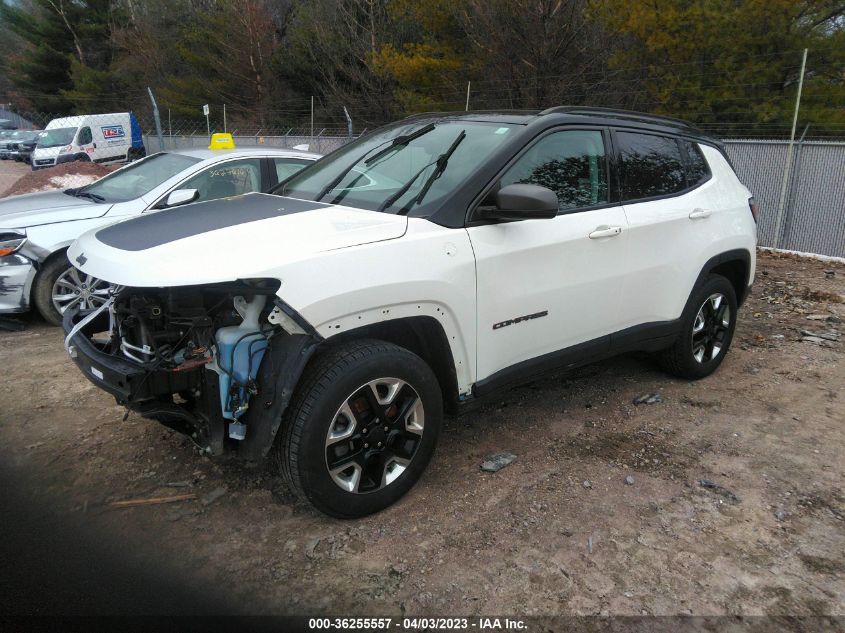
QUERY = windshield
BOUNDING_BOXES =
[74,153,203,203]
[280,121,516,215]
[9,131,39,141]
[37,127,76,148]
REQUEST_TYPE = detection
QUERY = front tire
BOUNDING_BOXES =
[32,254,112,326]
[276,340,442,518]
[658,274,738,380]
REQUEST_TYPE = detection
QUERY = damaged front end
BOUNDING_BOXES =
[63,279,320,460]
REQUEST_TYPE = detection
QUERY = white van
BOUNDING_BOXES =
[31,112,145,170]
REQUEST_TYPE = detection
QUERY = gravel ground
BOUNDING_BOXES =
[0,250,843,618]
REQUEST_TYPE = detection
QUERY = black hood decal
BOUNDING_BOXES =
[95,193,329,252]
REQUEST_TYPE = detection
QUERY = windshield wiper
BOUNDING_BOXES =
[363,123,435,166]
[69,189,105,203]
[402,130,466,213]
[379,130,466,215]
[311,122,437,203]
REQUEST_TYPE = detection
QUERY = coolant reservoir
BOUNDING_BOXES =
[216,295,268,424]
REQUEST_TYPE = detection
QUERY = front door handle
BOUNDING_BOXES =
[588,225,623,239]
[689,208,711,219]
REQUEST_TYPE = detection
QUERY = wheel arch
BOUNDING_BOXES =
[240,314,460,461]
[695,248,752,307]
[29,246,69,300]
[327,316,461,412]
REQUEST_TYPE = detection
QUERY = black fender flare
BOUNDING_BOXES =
[690,248,753,307]
[237,299,322,461]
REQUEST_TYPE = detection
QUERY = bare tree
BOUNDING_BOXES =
[459,0,608,108]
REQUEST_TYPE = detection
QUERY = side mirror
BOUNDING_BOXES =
[164,188,199,208]
[482,184,558,220]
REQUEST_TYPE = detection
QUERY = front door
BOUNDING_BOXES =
[467,128,628,383]
[77,126,96,160]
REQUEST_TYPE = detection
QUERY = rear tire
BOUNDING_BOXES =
[275,340,442,518]
[658,274,738,380]
[127,147,146,162]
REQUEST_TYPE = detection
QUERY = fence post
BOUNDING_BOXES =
[343,106,352,139]
[773,48,808,249]
[781,124,810,250]
[146,87,165,152]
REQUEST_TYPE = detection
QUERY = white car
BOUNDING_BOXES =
[0,147,320,324]
[64,108,756,518]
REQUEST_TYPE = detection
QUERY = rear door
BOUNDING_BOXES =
[615,131,718,328]
[468,128,629,382]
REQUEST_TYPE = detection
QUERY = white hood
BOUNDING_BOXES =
[0,190,109,228]
[68,193,407,287]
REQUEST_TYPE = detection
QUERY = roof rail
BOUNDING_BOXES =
[401,109,537,120]
[539,106,701,131]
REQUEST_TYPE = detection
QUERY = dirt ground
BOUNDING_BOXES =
[0,158,29,195]
[1,160,116,197]
[0,250,843,617]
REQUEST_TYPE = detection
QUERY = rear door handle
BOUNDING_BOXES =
[588,225,623,239]
[689,208,711,219]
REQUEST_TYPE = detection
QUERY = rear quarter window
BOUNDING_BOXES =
[617,131,686,200]
[681,140,711,187]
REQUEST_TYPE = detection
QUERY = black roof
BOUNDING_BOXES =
[401,106,714,143]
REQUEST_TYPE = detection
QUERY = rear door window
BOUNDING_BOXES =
[273,157,311,183]
[617,132,686,200]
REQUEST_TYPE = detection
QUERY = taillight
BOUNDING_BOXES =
[748,197,758,224]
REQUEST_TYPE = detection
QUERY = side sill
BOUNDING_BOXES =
[471,319,682,400]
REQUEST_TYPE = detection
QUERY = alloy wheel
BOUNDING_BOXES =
[691,293,731,363]
[51,267,112,315]
[325,378,425,494]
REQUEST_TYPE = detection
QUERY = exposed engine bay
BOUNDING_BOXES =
[64,279,319,460]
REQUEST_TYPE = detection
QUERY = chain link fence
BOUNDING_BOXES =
[0,110,364,195]
[142,128,360,155]
[2,110,843,259]
[724,139,845,258]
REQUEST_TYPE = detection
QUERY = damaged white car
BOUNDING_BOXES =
[63,109,756,517]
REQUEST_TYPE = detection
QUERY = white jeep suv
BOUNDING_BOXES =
[64,108,756,517]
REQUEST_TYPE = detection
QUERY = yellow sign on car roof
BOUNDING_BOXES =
[209,133,235,150]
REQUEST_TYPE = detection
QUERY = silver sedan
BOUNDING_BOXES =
[0,147,321,324]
